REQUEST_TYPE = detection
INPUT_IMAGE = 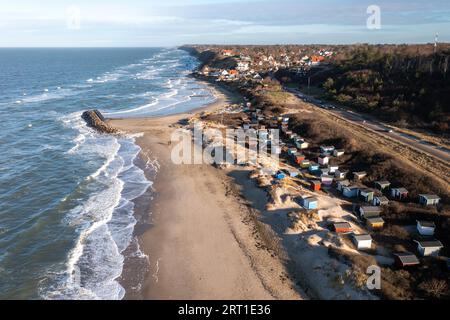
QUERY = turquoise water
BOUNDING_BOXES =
[0,48,215,299]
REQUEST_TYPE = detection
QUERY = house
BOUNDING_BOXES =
[309,162,320,173]
[222,49,233,56]
[294,155,305,164]
[300,160,310,168]
[318,155,329,166]
[374,180,391,191]
[236,62,249,72]
[336,180,350,192]
[310,180,321,192]
[320,168,330,175]
[366,216,385,229]
[328,165,339,174]
[352,234,372,250]
[334,170,347,179]
[416,220,436,236]
[394,252,420,268]
[353,171,367,180]
[275,172,286,180]
[359,188,375,203]
[359,206,382,220]
[320,145,335,154]
[333,149,345,157]
[296,140,309,149]
[342,185,359,198]
[416,240,443,257]
[301,196,319,210]
[418,194,440,206]
[321,175,334,186]
[332,222,352,233]
[373,196,389,206]
[391,187,409,200]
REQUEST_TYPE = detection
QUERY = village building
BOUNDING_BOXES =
[415,240,443,257]
[391,187,409,200]
[288,169,300,178]
[287,147,298,156]
[352,234,372,250]
[416,220,436,236]
[366,216,385,229]
[418,194,440,206]
[358,206,382,220]
[328,165,339,174]
[375,180,391,191]
[394,252,420,268]
[294,154,305,164]
[373,196,389,206]
[274,171,286,180]
[300,160,310,168]
[332,222,352,233]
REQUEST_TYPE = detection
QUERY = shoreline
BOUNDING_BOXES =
[110,82,305,300]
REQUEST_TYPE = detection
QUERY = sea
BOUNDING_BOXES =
[0,48,215,299]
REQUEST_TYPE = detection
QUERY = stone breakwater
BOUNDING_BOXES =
[81,110,118,134]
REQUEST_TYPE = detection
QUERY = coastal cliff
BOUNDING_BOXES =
[81,110,118,134]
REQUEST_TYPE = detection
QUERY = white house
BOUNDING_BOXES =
[328,165,339,174]
[416,220,436,236]
[418,194,440,206]
[352,234,372,250]
[320,145,335,154]
[318,155,329,166]
[416,240,443,257]
[236,62,249,72]
[353,171,367,180]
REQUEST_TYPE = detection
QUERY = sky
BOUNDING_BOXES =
[1,0,450,47]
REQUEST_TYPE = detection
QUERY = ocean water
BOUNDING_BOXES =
[0,48,215,299]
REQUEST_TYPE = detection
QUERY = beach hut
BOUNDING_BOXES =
[373,196,389,206]
[321,175,334,186]
[295,140,309,150]
[328,165,339,174]
[415,240,443,257]
[366,216,385,230]
[342,186,359,198]
[334,170,347,179]
[353,171,367,180]
[310,180,321,192]
[332,222,352,233]
[358,188,375,203]
[374,180,391,191]
[308,162,320,173]
[301,197,318,210]
[288,169,300,178]
[320,145,335,154]
[320,168,330,175]
[274,171,286,180]
[336,180,350,192]
[394,252,420,268]
[294,154,305,164]
[318,155,329,166]
[418,194,440,206]
[333,149,345,157]
[287,148,298,156]
[416,220,436,236]
[300,160,310,169]
[352,234,372,250]
[391,187,408,200]
[358,206,382,220]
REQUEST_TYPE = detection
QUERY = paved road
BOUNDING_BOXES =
[286,88,450,164]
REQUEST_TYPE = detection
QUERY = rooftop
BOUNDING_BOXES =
[353,234,372,241]
[394,252,420,265]
[417,240,443,248]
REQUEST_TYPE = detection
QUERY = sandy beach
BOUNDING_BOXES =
[110,84,304,300]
